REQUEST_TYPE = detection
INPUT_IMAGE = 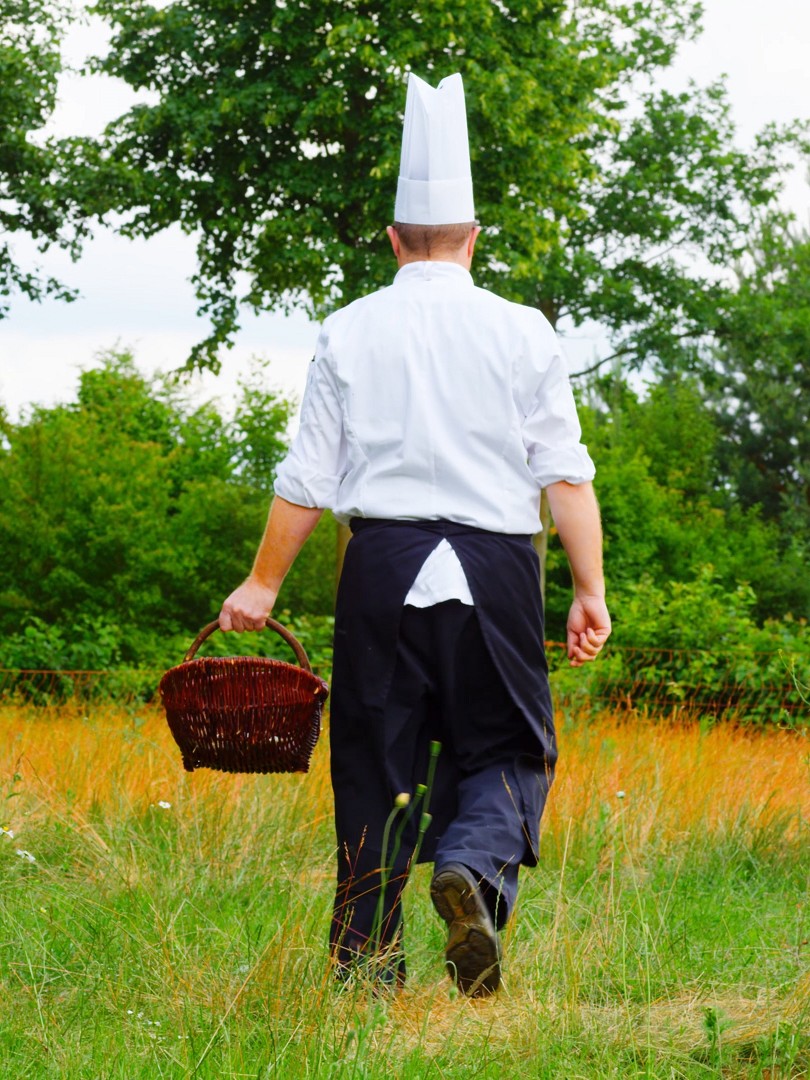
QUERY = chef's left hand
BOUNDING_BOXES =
[566,593,611,667]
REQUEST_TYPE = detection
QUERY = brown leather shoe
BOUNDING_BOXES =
[430,863,502,996]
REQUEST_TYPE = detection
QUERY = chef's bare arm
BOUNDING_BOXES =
[544,480,611,667]
[219,496,323,632]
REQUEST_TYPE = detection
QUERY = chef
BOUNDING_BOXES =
[219,72,611,996]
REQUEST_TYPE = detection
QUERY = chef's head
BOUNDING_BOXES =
[386,221,480,267]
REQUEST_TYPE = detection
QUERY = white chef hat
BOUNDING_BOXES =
[394,72,475,225]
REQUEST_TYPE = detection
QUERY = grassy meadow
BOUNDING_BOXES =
[1,702,808,1079]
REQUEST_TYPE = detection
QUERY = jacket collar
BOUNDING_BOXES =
[393,261,474,286]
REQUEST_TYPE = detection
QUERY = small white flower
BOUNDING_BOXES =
[156,801,172,810]
[127,1010,134,1015]
[616,791,626,799]
[16,849,36,863]
[1,826,14,839]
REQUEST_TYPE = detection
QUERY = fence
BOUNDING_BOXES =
[544,642,808,723]
[1,641,807,724]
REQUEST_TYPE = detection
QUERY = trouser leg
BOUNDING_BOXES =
[329,626,438,984]
[433,763,526,929]
[428,602,542,928]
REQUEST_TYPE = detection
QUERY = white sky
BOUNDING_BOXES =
[2,0,809,420]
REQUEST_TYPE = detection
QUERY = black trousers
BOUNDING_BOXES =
[330,600,537,981]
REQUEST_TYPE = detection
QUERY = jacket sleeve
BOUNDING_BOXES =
[521,326,595,489]
[273,326,347,508]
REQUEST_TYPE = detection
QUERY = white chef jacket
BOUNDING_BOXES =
[274,261,595,602]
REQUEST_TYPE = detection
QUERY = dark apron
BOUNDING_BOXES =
[330,518,557,867]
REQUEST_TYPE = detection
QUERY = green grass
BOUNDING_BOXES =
[1,705,808,1078]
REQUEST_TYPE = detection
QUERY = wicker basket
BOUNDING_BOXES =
[159,618,329,774]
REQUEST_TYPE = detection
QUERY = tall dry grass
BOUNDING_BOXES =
[1,701,808,1078]
[3,702,806,849]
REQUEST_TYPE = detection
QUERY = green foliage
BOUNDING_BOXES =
[0,615,120,702]
[0,350,336,674]
[229,359,292,493]
[551,568,810,723]
[543,375,809,720]
[705,220,810,533]
[0,0,90,314]
[71,0,804,370]
[544,375,810,637]
[0,615,121,670]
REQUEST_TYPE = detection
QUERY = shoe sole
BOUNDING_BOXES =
[430,865,501,996]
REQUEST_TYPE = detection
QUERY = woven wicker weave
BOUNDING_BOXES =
[159,618,329,774]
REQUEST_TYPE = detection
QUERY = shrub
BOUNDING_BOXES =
[551,567,810,724]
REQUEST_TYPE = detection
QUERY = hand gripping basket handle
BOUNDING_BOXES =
[182,617,313,672]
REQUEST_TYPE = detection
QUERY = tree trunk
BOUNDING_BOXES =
[532,297,559,601]
[531,488,552,607]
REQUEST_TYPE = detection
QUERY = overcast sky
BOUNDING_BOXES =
[2,0,809,419]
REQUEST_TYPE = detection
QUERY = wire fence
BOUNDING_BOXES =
[0,642,807,723]
[545,642,808,723]
[0,667,161,706]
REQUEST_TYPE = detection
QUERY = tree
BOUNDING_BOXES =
[705,219,810,532]
[0,0,89,315]
[0,351,336,665]
[79,0,804,371]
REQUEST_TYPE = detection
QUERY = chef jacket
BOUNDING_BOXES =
[274,261,595,546]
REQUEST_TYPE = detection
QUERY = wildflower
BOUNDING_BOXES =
[156,801,172,810]
[1,826,13,839]
[16,849,36,863]
[616,790,626,799]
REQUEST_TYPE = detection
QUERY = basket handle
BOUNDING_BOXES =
[183,617,313,672]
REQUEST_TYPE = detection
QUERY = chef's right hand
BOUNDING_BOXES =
[218,576,278,632]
